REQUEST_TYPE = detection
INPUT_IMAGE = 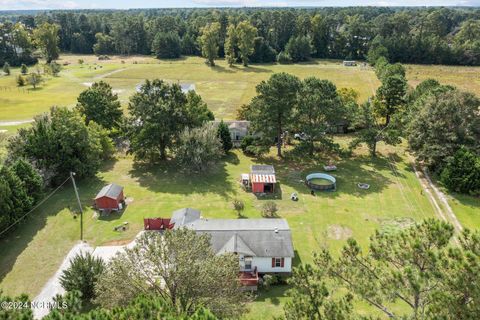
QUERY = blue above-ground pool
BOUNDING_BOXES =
[306,173,336,191]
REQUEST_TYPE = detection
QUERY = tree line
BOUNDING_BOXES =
[2,7,480,67]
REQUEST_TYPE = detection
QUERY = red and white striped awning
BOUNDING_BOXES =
[251,174,276,184]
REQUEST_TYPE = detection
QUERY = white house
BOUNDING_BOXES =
[170,208,294,280]
[212,120,250,147]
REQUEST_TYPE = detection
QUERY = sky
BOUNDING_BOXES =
[0,0,479,11]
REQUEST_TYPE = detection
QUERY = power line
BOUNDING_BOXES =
[0,176,71,238]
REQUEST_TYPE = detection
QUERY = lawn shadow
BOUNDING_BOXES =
[292,249,302,267]
[208,65,235,74]
[254,284,290,304]
[0,171,110,286]
[241,66,272,74]
[129,156,237,199]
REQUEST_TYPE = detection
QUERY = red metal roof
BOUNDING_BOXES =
[251,174,276,183]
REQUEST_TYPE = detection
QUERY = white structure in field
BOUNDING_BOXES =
[170,208,294,274]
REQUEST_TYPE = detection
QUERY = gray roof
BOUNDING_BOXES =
[173,212,294,257]
[251,165,275,175]
[180,83,195,93]
[212,121,250,134]
[95,183,123,200]
[171,208,201,226]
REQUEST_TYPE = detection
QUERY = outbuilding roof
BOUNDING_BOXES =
[95,183,123,200]
[251,165,275,174]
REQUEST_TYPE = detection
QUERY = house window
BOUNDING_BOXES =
[245,257,252,270]
[274,258,282,267]
[272,257,284,268]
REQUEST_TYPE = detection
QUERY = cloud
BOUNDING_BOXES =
[0,0,80,9]
[192,0,259,6]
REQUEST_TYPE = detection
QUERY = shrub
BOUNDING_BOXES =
[60,252,105,303]
[261,274,278,291]
[277,51,292,64]
[20,63,28,74]
[261,201,278,218]
[240,135,268,156]
[16,75,25,86]
[232,199,245,217]
[3,62,10,75]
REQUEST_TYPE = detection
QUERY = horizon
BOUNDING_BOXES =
[1,0,480,11]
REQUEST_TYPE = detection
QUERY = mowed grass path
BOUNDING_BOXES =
[2,54,480,123]
[0,139,436,318]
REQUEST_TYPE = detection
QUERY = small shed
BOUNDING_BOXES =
[144,218,173,230]
[250,165,276,193]
[94,183,125,211]
[343,60,357,66]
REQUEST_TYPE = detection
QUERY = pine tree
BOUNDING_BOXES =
[217,120,233,152]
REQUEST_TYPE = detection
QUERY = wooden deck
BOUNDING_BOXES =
[239,267,258,290]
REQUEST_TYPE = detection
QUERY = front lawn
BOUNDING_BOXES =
[0,139,437,318]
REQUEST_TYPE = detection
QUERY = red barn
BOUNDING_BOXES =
[250,165,276,193]
[94,183,125,211]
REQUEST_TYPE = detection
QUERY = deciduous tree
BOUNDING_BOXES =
[76,81,123,130]
[176,122,224,172]
[94,229,248,318]
[33,22,60,63]
[199,22,221,66]
[236,21,257,66]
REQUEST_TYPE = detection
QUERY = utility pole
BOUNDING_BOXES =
[70,172,83,241]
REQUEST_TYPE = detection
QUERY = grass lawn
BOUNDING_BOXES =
[1,55,479,318]
[0,138,438,319]
[448,194,480,231]
[2,54,480,122]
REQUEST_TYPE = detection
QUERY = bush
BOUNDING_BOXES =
[176,122,224,172]
[20,63,28,74]
[60,252,105,303]
[16,75,25,86]
[261,274,279,291]
[240,135,268,156]
[261,201,278,218]
[232,199,245,217]
[3,62,10,75]
[440,148,480,195]
[277,51,292,64]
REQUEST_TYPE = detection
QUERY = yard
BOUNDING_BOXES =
[0,138,440,318]
[1,55,480,319]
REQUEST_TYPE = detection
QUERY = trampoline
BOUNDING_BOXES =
[306,173,336,191]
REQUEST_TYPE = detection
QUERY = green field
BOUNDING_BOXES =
[1,55,479,319]
[2,54,480,125]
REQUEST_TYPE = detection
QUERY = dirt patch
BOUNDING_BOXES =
[125,197,134,204]
[327,225,353,240]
